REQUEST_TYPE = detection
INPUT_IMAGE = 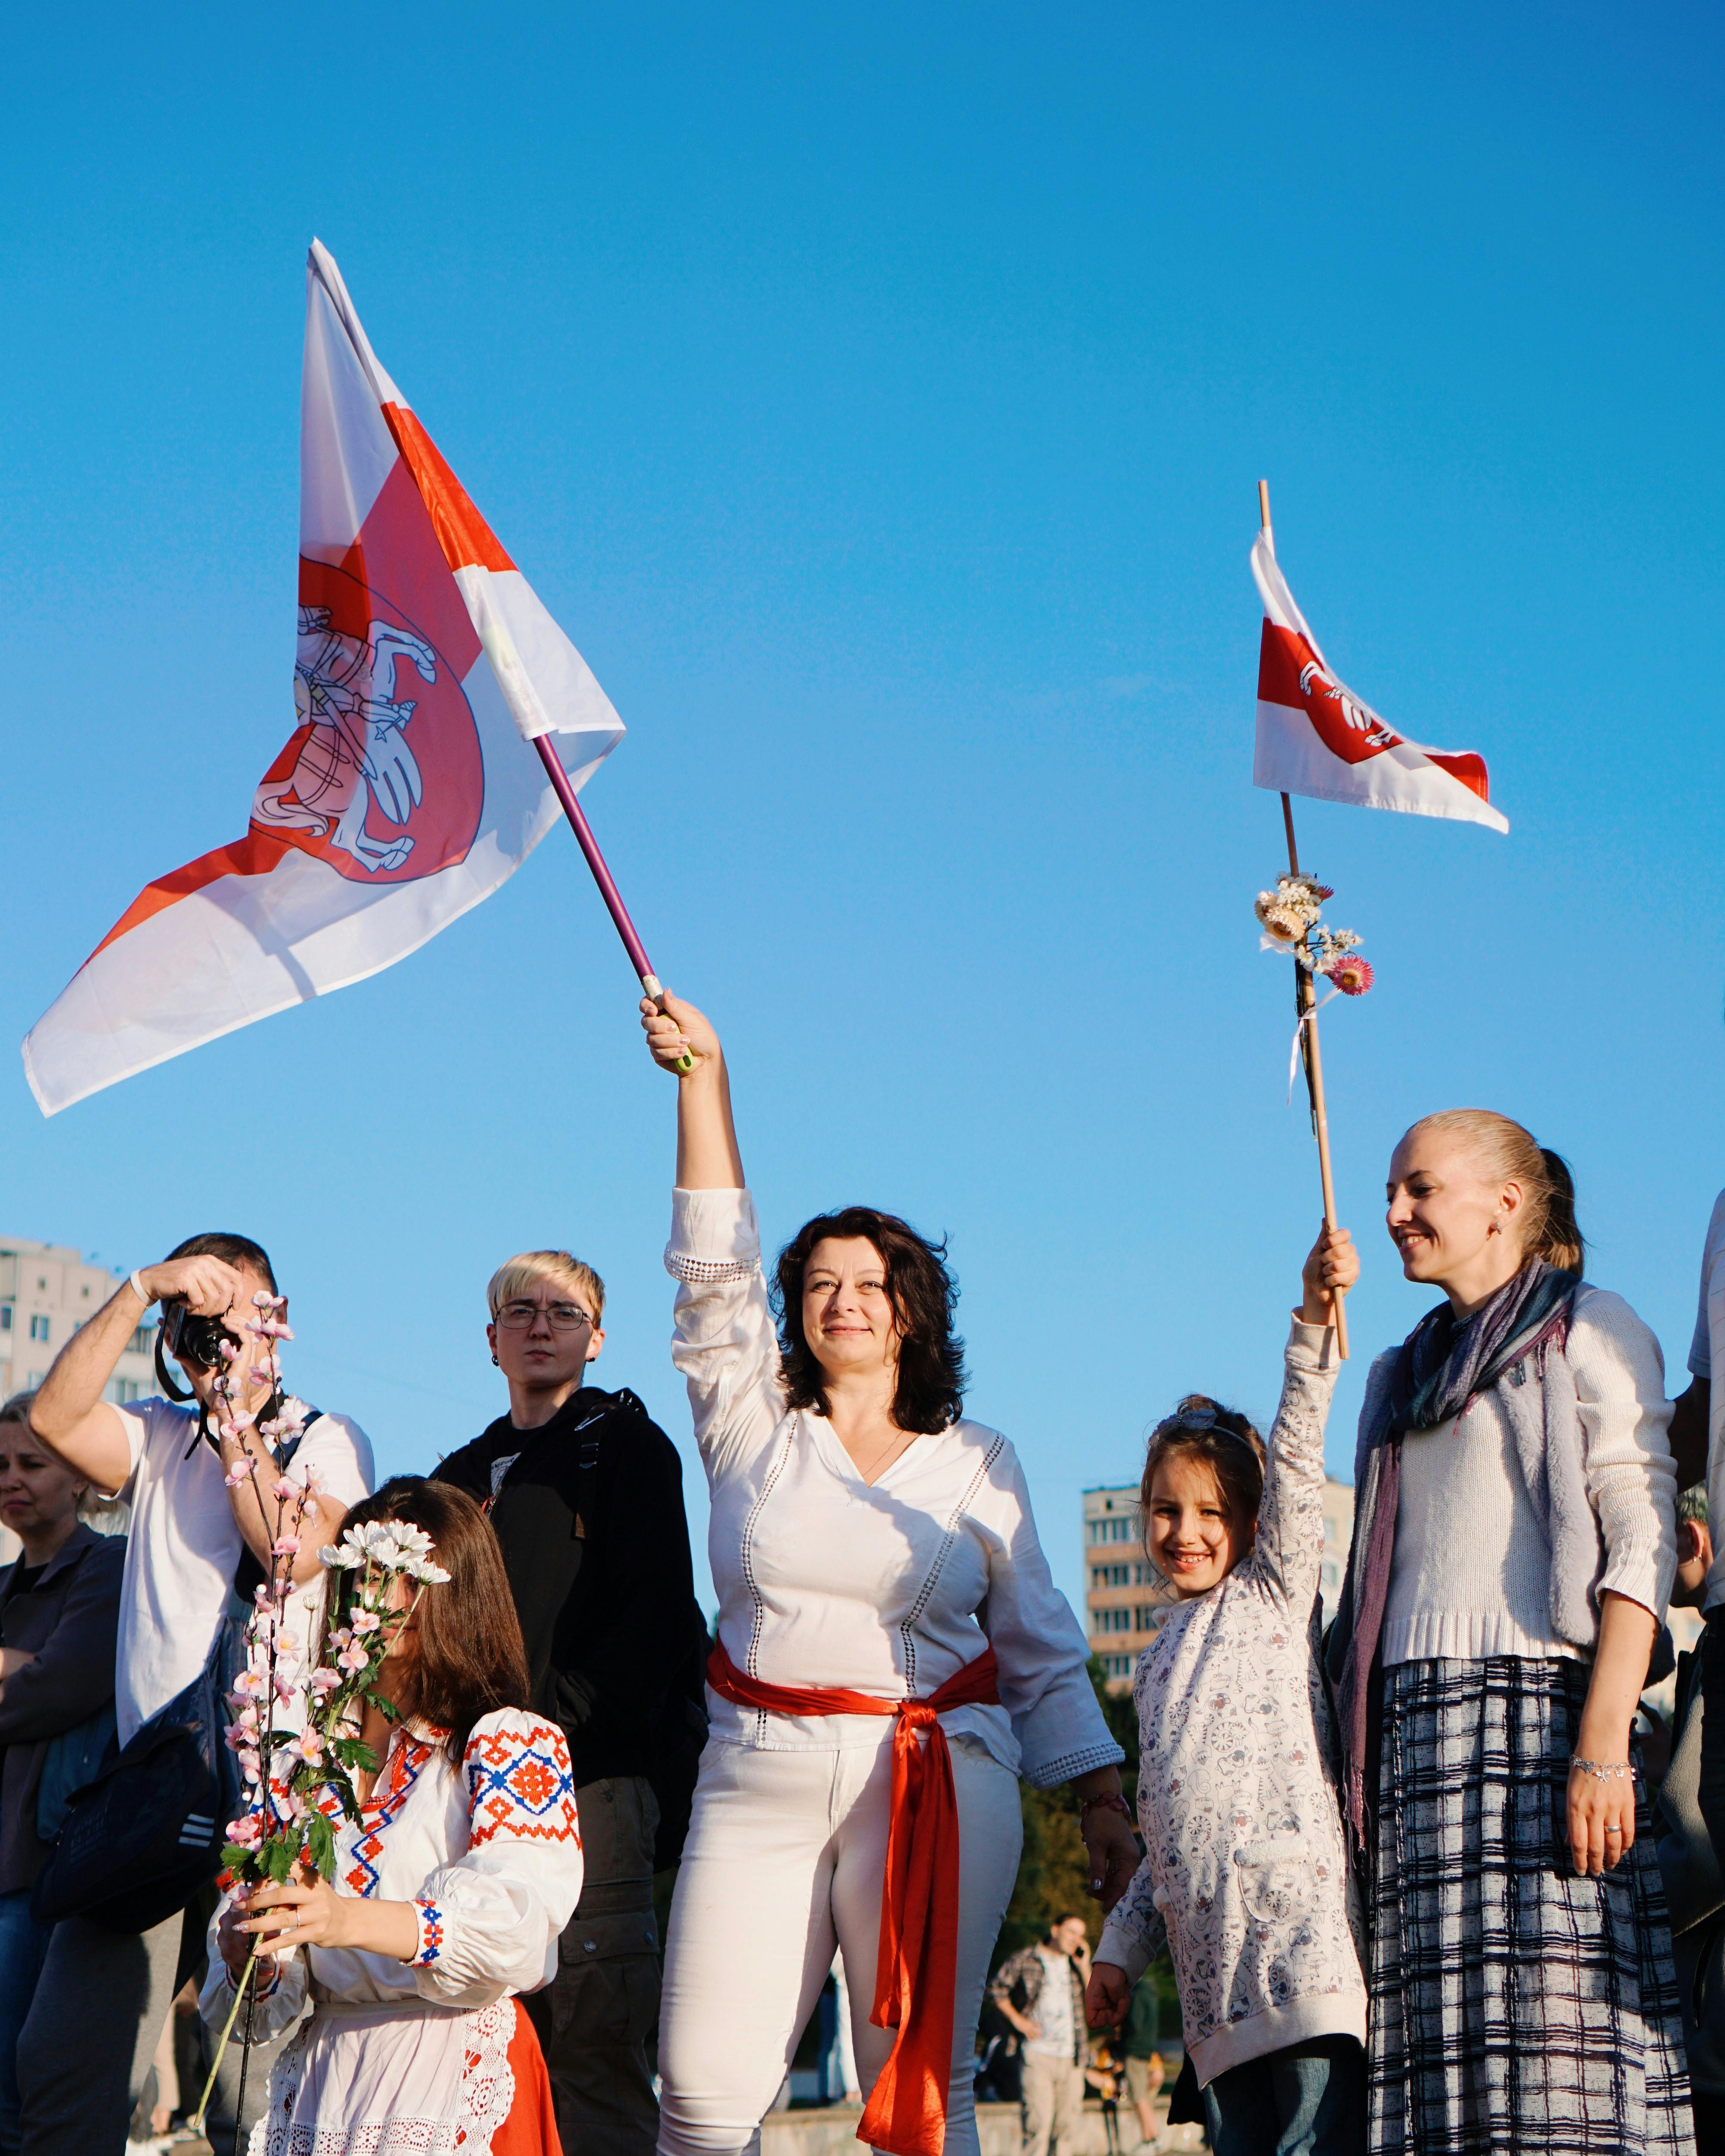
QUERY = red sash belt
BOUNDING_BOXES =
[706,1640,1001,2156]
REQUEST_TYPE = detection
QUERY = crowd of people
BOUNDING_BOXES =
[0,987,1719,2156]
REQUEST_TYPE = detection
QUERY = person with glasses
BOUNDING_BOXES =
[435,1250,706,2156]
[19,1231,374,2156]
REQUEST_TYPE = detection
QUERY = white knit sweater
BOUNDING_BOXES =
[1381,1285,1677,1666]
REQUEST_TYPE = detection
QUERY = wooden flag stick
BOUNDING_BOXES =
[1261,481,1349,1358]
[533,736,694,1073]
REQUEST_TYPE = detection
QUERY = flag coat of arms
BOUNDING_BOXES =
[1250,525,1508,833]
[23,241,624,1116]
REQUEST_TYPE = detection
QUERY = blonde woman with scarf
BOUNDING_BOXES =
[1327,1110,1691,2154]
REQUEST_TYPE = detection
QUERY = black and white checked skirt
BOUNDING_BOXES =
[1368,1657,1694,2154]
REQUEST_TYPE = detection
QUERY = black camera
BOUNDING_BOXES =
[155,1301,243,1399]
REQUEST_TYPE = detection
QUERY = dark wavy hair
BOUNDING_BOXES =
[324,1477,530,1763]
[772,1207,966,1435]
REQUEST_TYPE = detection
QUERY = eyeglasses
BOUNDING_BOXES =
[495,1301,596,1332]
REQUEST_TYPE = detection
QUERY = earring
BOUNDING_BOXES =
[491,1353,500,1367]
[1487,1217,1502,1235]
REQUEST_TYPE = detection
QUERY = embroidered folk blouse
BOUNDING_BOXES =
[199,1707,584,2038]
[667,1186,1121,1786]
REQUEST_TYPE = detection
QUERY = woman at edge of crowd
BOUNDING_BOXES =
[200,1478,583,2156]
[641,993,1136,2156]
[0,1393,125,2156]
[1325,1110,1693,2154]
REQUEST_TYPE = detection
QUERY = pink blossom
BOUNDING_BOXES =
[1330,956,1374,997]
[351,1609,381,1636]
[224,1461,254,1489]
[338,1644,369,1673]
[225,1813,262,1848]
[310,1667,342,1696]
[272,1477,299,1504]
[272,1536,301,1558]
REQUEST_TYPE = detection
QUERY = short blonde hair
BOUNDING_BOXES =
[486,1251,606,1326]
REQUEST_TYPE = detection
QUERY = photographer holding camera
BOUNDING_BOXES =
[20,1232,373,2155]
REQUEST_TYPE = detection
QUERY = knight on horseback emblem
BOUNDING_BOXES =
[252,606,439,874]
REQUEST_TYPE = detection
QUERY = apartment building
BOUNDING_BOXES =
[1083,1473,1356,1690]
[0,1236,157,1407]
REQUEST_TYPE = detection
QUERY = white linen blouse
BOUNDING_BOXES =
[667,1186,1122,1786]
[198,1706,584,2040]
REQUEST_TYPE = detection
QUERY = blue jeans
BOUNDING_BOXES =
[1201,2037,1366,2156]
[0,1891,51,2155]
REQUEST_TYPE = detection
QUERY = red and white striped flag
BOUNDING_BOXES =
[24,241,625,1116]
[1251,524,1507,833]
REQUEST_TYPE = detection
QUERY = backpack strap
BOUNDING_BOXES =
[229,1410,323,1602]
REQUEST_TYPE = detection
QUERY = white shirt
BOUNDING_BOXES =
[1381,1285,1675,1665]
[666,1188,1121,1788]
[1690,1191,1725,1612]
[199,1709,585,2149]
[1025,1947,1078,2062]
[112,1395,374,1746]
[201,1708,585,2036]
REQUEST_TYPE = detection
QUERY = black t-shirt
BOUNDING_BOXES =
[436,1387,704,1791]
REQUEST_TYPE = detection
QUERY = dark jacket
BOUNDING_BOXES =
[0,1524,125,1893]
[436,1387,705,1792]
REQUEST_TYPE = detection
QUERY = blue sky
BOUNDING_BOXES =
[3,3,1722,1614]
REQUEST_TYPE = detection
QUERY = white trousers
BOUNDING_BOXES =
[658,1730,1023,2156]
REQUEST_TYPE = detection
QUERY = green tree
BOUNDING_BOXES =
[988,1655,1178,2034]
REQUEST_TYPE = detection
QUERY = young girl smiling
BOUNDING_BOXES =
[1088,1225,1367,2156]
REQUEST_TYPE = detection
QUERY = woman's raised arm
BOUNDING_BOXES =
[642,995,744,1191]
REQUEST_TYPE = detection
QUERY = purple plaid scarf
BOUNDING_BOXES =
[1330,1257,1580,1848]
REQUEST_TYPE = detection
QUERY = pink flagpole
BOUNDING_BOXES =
[533,736,694,1072]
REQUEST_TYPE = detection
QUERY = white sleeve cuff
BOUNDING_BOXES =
[667,1187,761,1270]
[1286,1316,1342,1372]
[412,1897,448,1967]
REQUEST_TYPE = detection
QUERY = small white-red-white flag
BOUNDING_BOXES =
[24,241,626,1116]
[1251,524,1507,834]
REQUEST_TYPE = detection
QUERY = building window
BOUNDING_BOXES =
[0,1306,9,1332]
[1092,1607,1132,1635]
[1090,1563,1130,1589]
[110,1378,144,1404]
[1103,1653,1133,1678]
[1321,1561,1339,1593]
[127,1325,155,1357]
[28,1316,49,1344]
[1133,1605,1163,1633]
[26,1374,44,1390]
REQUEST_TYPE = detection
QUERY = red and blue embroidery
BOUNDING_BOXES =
[342,1730,440,1898]
[413,1898,445,1965]
[464,1719,579,1848]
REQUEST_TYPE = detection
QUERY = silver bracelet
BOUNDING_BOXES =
[1571,1756,1633,1782]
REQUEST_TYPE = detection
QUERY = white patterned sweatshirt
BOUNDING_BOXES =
[1096,1319,1366,2087]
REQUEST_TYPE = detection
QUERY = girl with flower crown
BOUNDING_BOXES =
[199,1477,583,2156]
[1085,1222,1369,2156]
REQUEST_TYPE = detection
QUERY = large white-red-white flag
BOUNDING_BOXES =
[1251,524,1508,834]
[23,241,625,1116]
